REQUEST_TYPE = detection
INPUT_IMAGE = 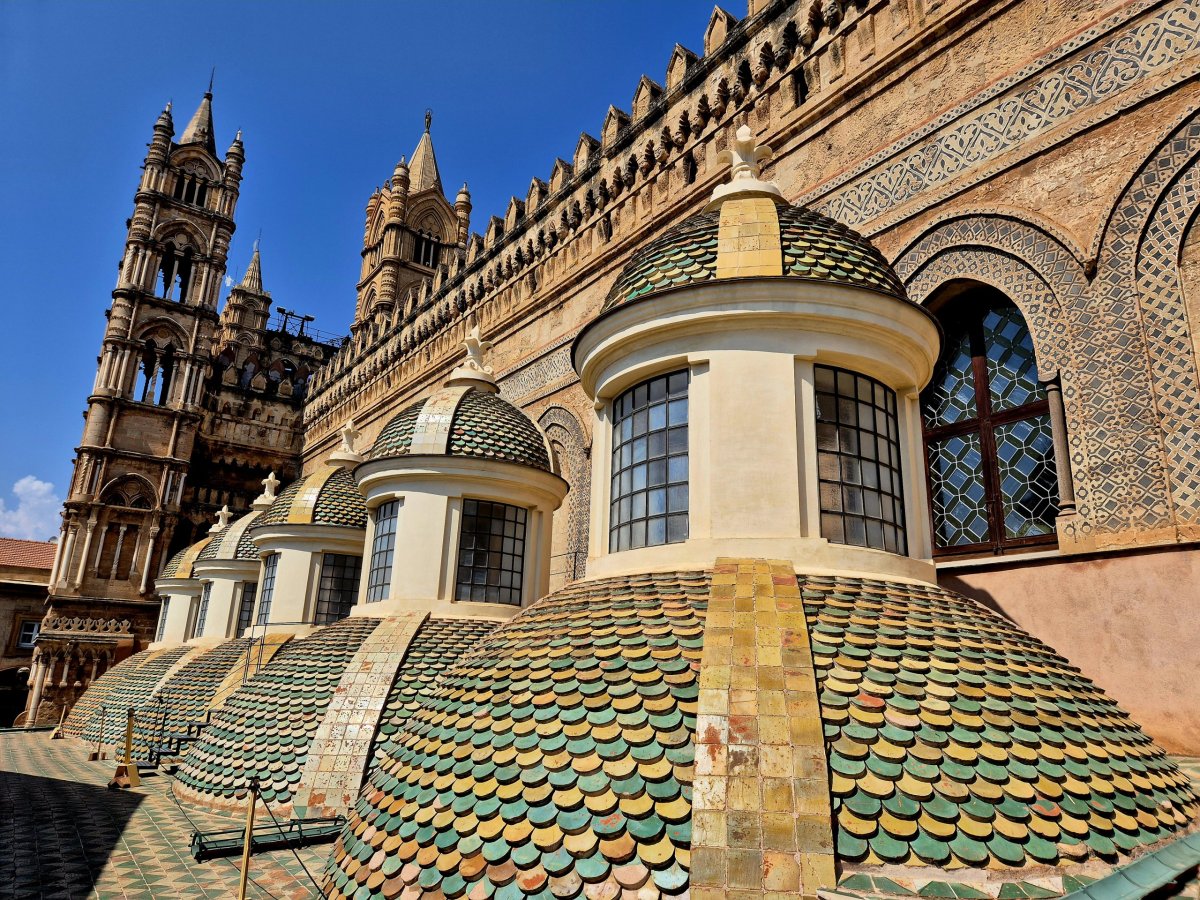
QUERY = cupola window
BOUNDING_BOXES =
[455,499,528,605]
[315,553,362,624]
[155,598,170,641]
[814,365,907,554]
[193,582,212,638]
[921,288,1057,555]
[365,500,399,602]
[255,553,279,625]
[609,371,689,552]
[236,581,257,635]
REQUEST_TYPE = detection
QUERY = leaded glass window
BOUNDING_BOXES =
[314,553,361,624]
[455,499,528,605]
[814,365,907,553]
[365,500,399,602]
[256,553,278,625]
[236,582,257,635]
[193,582,212,638]
[609,370,689,552]
[921,289,1058,555]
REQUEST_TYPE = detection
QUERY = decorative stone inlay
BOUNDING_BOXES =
[691,559,836,900]
[294,613,429,818]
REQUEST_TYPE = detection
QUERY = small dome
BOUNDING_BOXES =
[159,536,213,579]
[602,203,906,313]
[370,385,551,472]
[255,466,367,530]
[324,568,1198,900]
[195,511,261,563]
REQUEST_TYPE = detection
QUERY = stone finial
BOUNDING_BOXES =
[210,505,232,533]
[340,419,362,454]
[704,124,785,211]
[329,419,366,470]
[252,471,280,511]
[446,322,499,392]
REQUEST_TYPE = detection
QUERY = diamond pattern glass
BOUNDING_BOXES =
[920,289,1058,554]
[984,303,1044,413]
[995,415,1058,538]
[927,432,990,547]
[922,328,976,427]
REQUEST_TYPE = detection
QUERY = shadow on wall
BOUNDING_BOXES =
[936,574,1020,624]
[0,769,143,895]
[0,667,30,727]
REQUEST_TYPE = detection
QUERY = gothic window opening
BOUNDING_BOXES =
[921,286,1059,556]
[814,365,907,554]
[256,553,279,625]
[158,242,194,302]
[610,370,689,552]
[413,233,441,268]
[134,340,176,406]
[172,174,209,208]
[314,553,362,624]
[455,499,528,605]
[365,500,399,602]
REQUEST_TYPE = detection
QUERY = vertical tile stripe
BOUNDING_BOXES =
[715,198,783,279]
[692,557,836,900]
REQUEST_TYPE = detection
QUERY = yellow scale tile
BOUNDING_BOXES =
[691,558,836,900]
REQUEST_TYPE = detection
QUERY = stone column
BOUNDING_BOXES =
[24,654,46,724]
[92,524,110,575]
[139,526,160,594]
[109,525,128,580]
[1042,375,1076,516]
[74,516,97,588]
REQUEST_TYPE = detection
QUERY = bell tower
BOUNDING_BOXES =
[352,112,471,333]
[31,90,245,722]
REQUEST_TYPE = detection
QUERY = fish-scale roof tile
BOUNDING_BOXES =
[78,645,193,755]
[255,467,367,530]
[173,617,381,811]
[601,204,905,313]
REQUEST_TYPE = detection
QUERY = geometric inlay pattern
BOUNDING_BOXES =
[922,329,976,428]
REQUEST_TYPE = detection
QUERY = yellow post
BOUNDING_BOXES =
[106,707,141,789]
[237,777,259,900]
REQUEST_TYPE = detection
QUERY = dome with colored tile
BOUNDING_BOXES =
[159,536,213,579]
[369,384,551,472]
[254,465,367,529]
[602,201,906,314]
[322,563,1199,900]
[195,510,261,562]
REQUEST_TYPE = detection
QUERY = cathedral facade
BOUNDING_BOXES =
[28,0,1200,767]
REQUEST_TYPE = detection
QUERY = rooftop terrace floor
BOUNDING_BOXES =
[0,731,324,899]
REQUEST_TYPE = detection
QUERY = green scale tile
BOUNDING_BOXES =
[76,645,193,754]
[173,616,381,811]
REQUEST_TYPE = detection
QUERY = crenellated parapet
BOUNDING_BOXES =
[303,0,974,449]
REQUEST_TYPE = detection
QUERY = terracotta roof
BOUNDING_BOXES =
[0,537,57,570]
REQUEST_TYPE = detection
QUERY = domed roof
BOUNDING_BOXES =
[602,202,906,313]
[159,536,213,579]
[195,510,261,563]
[255,466,367,530]
[369,384,551,472]
[323,564,1198,900]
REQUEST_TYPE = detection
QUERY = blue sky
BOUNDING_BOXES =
[0,0,712,540]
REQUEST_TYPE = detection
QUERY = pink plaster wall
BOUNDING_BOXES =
[939,546,1200,756]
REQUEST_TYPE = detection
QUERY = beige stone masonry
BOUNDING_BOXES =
[692,558,837,900]
[716,197,784,279]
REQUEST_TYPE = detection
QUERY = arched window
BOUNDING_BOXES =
[158,242,194,302]
[413,232,441,268]
[921,286,1059,555]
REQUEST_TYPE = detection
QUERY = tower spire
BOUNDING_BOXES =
[409,110,442,193]
[180,86,217,155]
[239,240,263,293]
